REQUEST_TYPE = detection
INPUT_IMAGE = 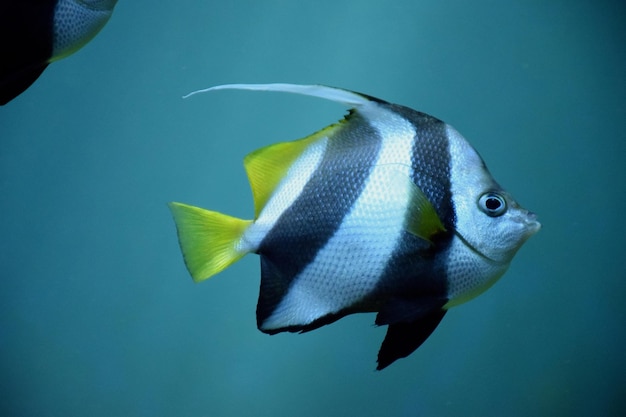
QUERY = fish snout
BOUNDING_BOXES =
[521,210,541,235]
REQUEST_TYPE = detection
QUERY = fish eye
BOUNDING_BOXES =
[478,192,507,217]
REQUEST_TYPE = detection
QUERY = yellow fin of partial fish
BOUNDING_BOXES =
[404,177,446,242]
[168,202,253,282]
[243,123,340,217]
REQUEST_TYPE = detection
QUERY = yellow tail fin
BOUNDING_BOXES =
[168,202,253,282]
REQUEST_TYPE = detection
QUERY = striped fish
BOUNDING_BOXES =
[170,83,540,370]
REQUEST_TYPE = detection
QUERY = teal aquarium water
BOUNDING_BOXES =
[1,1,624,416]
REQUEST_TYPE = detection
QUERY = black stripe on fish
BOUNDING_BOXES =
[369,105,455,367]
[389,103,456,229]
[256,110,383,331]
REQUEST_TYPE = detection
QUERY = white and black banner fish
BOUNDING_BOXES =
[170,83,540,370]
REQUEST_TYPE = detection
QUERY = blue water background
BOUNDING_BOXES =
[1,1,624,416]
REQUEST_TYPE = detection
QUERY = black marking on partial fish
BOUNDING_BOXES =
[0,2,55,105]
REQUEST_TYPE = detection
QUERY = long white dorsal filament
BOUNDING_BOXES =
[183,83,371,108]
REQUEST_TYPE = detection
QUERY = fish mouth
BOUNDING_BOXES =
[520,211,541,236]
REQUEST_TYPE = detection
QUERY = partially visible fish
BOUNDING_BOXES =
[0,0,117,105]
[170,83,540,370]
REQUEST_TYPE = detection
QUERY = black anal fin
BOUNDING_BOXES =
[376,309,446,370]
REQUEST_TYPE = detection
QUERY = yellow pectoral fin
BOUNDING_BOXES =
[369,166,445,243]
[404,178,446,243]
[243,123,341,217]
[168,202,252,282]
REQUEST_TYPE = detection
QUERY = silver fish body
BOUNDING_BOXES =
[170,84,540,370]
